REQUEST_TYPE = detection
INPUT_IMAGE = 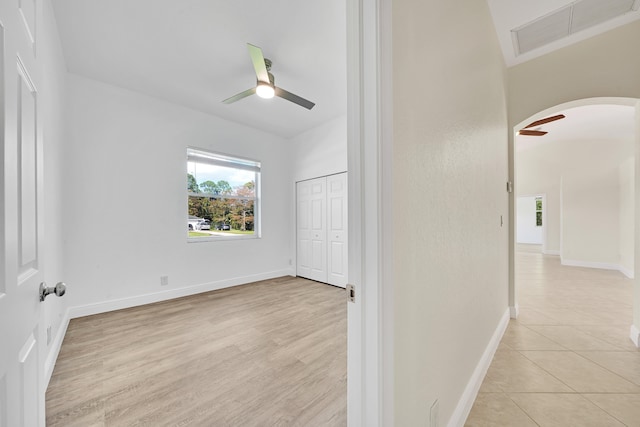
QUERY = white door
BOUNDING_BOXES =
[0,0,46,425]
[296,177,327,282]
[327,173,348,287]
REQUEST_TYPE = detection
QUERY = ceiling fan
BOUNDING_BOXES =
[518,114,566,136]
[222,43,315,110]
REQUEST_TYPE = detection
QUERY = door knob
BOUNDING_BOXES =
[39,282,66,302]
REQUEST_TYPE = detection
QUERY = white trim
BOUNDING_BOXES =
[68,269,292,319]
[561,259,633,277]
[346,0,363,420]
[346,0,388,423]
[44,308,71,389]
[542,249,560,256]
[510,304,519,319]
[630,324,640,347]
[447,308,510,427]
[561,258,615,270]
[379,0,394,422]
[619,265,635,279]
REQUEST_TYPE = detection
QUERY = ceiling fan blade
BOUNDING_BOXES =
[523,114,566,129]
[222,87,256,104]
[275,87,315,110]
[518,130,547,136]
[247,43,270,84]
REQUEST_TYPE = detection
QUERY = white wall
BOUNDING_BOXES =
[508,21,640,128]
[517,150,561,253]
[62,74,293,312]
[516,196,542,245]
[290,115,347,182]
[392,0,509,424]
[562,168,620,266]
[517,133,634,272]
[620,157,635,277]
[42,0,69,382]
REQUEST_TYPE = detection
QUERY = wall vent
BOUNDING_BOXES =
[512,0,640,56]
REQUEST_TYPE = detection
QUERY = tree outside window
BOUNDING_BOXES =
[187,148,260,239]
[535,197,542,227]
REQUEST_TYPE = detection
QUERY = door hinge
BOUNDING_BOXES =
[346,284,356,303]
[506,181,513,193]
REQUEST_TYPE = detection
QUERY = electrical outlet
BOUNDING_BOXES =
[160,276,169,286]
[430,399,439,427]
[46,326,52,346]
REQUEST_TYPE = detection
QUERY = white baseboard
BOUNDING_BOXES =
[69,269,293,319]
[619,266,635,279]
[447,308,510,427]
[561,259,634,278]
[542,249,560,256]
[631,325,640,348]
[44,307,71,389]
[510,304,519,319]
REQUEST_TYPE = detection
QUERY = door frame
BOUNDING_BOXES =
[346,0,393,424]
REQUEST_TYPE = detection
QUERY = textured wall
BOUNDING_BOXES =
[392,0,509,423]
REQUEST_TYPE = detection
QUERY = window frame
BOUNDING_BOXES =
[186,147,261,242]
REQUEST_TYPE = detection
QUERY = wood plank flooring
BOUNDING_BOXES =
[46,276,347,426]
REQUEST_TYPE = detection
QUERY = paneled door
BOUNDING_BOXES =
[296,177,328,283]
[296,173,348,287]
[327,173,348,287]
[0,0,46,425]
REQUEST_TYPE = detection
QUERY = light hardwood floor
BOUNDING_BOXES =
[466,245,640,426]
[46,276,347,426]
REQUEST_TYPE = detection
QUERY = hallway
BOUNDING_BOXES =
[466,245,640,426]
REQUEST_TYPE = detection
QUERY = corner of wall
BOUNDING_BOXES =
[630,324,640,348]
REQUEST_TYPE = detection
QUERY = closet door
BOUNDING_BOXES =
[327,173,348,287]
[296,177,327,282]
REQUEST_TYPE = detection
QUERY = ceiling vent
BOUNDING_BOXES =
[511,0,640,56]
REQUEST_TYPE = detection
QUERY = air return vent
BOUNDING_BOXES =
[512,0,640,56]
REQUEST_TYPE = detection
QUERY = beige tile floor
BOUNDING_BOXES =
[465,244,640,427]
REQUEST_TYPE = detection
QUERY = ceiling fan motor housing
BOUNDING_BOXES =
[263,59,275,86]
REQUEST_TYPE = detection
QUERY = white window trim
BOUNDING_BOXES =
[187,147,261,242]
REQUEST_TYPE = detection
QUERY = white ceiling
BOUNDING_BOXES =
[52,0,347,139]
[52,1,638,139]
[516,104,636,158]
[487,0,640,67]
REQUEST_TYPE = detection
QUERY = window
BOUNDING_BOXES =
[535,196,542,227]
[187,148,260,240]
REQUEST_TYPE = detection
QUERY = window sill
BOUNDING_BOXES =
[187,234,260,243]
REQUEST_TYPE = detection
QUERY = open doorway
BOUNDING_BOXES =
[511,98,639,345]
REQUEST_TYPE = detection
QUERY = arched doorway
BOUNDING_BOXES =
[509,97,640,347]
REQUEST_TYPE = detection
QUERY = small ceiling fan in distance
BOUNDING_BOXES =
[222,43,315,110]
[518,114,566,136]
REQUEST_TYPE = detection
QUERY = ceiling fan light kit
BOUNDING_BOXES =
[256,82,275,99]
[222,43,315,109]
